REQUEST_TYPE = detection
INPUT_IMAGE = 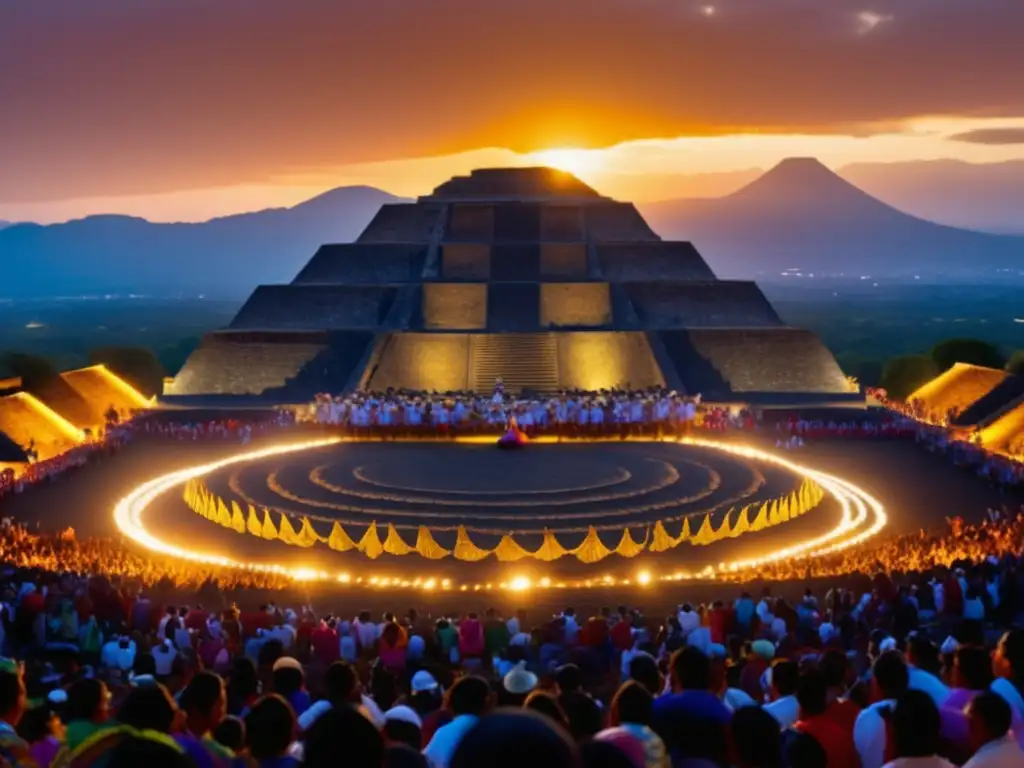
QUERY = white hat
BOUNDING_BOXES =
[384,705,423,729]
[272,656,303,673]
[503,662,539,695]
[411,670,438,692]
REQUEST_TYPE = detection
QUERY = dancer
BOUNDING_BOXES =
[497,413,528,450]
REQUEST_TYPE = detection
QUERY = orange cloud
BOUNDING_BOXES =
[1,0,1022,202]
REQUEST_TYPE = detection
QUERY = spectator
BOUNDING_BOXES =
[609,681,667,768]
[63,678,111,751]
[523,691,571,733]
[962,692,1024,768]
[244,695,298,768]
[731,706,782,768]
[423,676,490,768]
[793,667,858,768]
[449,710,576,768]
[303,703,384,768]
[763,660,799,728]
[884,690,956,768]
[556,664,602,741]
[854,650,910,768]
[652,647,731,765]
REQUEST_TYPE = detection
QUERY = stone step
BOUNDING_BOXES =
[469,334,559,394]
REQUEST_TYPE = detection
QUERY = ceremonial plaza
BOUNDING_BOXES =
[4,168,1022,594]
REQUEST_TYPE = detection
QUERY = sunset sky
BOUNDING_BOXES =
[3,0,1024,223]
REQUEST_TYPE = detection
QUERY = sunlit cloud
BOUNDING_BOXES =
[856,10,893,35]
[949,127,1024,146]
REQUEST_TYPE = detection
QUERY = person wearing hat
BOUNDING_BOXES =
[272,657,311,717]
[501,662,538,707]
[383,705,423,750]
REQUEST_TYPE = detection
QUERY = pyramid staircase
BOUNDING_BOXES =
[469,334,559,394]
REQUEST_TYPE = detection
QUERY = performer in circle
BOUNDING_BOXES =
[497,412,528,450]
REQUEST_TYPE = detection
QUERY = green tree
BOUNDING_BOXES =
[880,355,939,400]
[1007,351,1024,376]
[930,338,1005,373]
[1,352,60,391]
[88,346,167,397]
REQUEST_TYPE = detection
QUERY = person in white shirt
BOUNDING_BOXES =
[423,676,490,768]
[152,639,178,677]
[856,651,911,768]
[963,692,1024,768]
[763,660,800,729]
[881,690,956,768]
[100,636,137,672]
[676,604,700,636]
[353,611,379,654]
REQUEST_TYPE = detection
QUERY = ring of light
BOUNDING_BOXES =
[113,437,887,587]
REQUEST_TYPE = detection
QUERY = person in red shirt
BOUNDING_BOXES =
[708,601,730,645]
[311,619,341,666]
[184,605,209,632]
[610,614,635,654]
[793,668,858,768]
[580,613,609,648]
[818,650,861,738]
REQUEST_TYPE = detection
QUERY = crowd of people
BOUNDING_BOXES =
[304,386,757,438]
[4,502,1024,767]
[0,426,132,500]
[132,414,295,444]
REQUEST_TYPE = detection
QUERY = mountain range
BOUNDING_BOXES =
[1,159,1022,297]
[0,187,403,298]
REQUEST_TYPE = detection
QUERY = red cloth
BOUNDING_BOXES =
[580,618,609,648]
[796,713,858,768]
[610,621,634,652]
[459,619,484,657]
[311,625,340,665]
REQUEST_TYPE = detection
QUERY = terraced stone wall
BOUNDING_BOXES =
[442,244,490,279]
[540,244,588,278]
[229,286,397,330]
[596,243,716,282]
[421,284,487,329]
[448,204,495,240]
[368,333,471,391]
[555,332,664,391]
[292,244,427,284]
[626,282,782,328]
[357,204,441,243]
[540,283,612,327]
